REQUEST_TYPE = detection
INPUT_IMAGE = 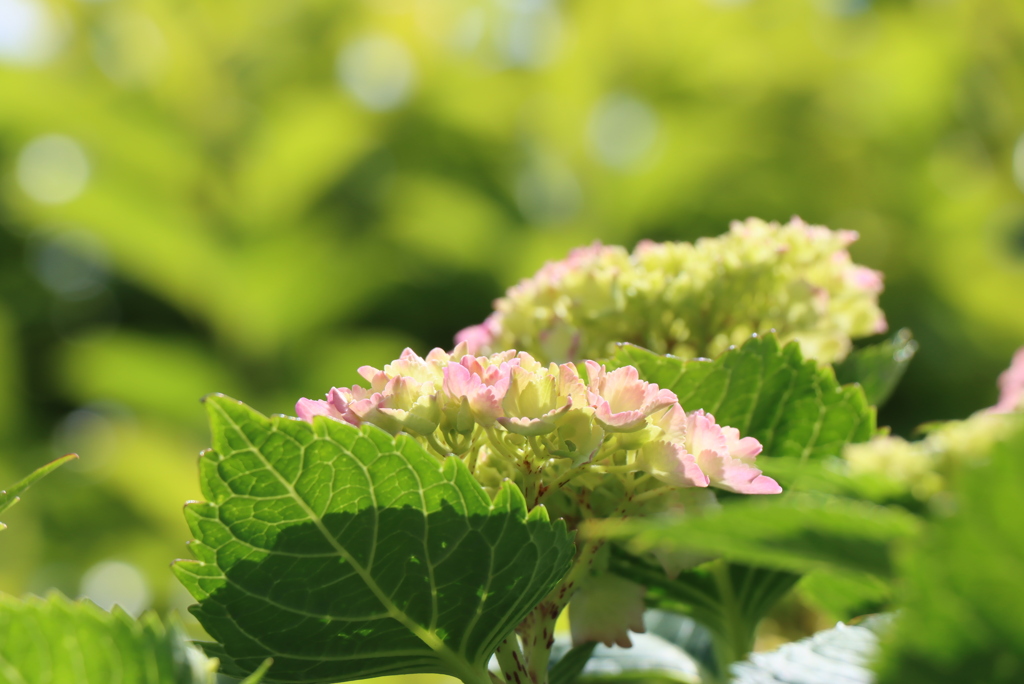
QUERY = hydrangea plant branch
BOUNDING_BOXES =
[171,219,931,684]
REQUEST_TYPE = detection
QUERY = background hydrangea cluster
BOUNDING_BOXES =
[458,218,886,365]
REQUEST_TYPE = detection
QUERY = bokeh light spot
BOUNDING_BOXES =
[587,94,658,170]
[79,559,150,617]
[495,0,561,68]
[16,135,91,204]
[0,0,60,65]
[337,35,416,111]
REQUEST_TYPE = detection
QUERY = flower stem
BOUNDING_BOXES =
[709,560,756,679]
[494,634,528,684]
[425,433,453,460]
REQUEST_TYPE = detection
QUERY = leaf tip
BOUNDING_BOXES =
[241,658,274,683]
[526,503,552,523]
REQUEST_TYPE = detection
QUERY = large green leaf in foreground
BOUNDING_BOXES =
[175,395,575,684]
[611,335,875,463]
[0,592,253,684]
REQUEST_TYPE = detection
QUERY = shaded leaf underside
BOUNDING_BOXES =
[175,395,575,684]
[599,493,920,579]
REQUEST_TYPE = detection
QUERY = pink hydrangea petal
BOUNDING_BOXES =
[448,341,470,359]
[602,366,647,412]
[295,398,338,423]
[554,365,589,410]
[721,426,763,461]
[731,436,762,460]
[652,387,679,407]
[442,359,511,427]
[715,460,782,495]
[443,362,480,399]
[357,365,382,384]
[591,395,648,432]
[696,446,779,494]
[650,404,687,441]
[399,347,424,362]
[849,265,884,294]
[467,386,506,427]
[454,313,501,354]
[348,394,384,421]
[990,347,1024,414]
[639,441,709,488]
[686,411,728,458]
[496,415,558,436]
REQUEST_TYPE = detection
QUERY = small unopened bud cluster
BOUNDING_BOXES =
[457,217,886,365]
[297,345,780,517]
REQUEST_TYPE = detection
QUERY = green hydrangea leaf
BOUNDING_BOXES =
[610,334,876,464]
[592,493,920,579]
[874,427,1024,683]
[797,569,892,623]
[834,329,917,408]
[548,642,597,684]
[596,495,913,674]
[608,548,799,678]
[0,454,77,531]
[0,592,239,683]
[730,614,891,683]
[174,394,575,684]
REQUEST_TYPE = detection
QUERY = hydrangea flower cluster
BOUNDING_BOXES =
[298,345,780,651]
[457,217,886,364]
[297,344,781,517]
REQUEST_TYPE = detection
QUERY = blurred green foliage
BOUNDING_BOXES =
[875,426,1024,683]
[0,0,1023,630]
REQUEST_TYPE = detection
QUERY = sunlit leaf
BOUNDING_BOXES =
[0,592,240,683]
[174,395,575,684]
[610,335,876,466]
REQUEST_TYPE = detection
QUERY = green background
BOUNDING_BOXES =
[0,0,1022,640]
